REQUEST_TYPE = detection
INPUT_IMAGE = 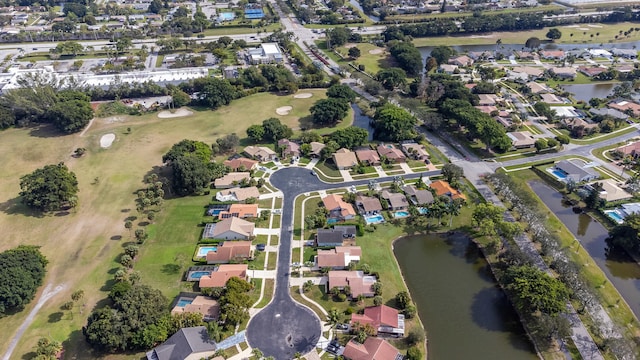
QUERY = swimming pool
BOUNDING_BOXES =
[418,207,428,215]
[365,214,384,224]
[551,169,567,180]
[176,298,193,307]
[394,210,410,218]
[208,209,223,216]
[197,246,217,257]
[189,271,211,279]
[327,218,338,225]
[605,210,625,224]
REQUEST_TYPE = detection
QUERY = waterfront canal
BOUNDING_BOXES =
[394,233,537,360]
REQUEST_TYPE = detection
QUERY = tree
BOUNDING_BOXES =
[215,133,240,154]
[608,213,640,252]
[33,338,62,359]
[425,56,438,72]
[406,327,425,345]
[326,27,352,47]
[503,265,570,316]
[441,163,464,184]
[556,134,570,145]
[170,155,212,195]
[326,84,356,103]
[195,78,237,110]
[310,98,350,126]
[406,346,423,360]
[47,99,94,133]
[395,291,410,309]
[252,348,264,359]
[19,163,78,212]
[376,68,407,90]
[546,138,559,148]
[372,103,416,141]
[348,46,361,59]
[53,41,84,56]
[171,89,191,107]
[430,45,456,65]
[0,246,47,315]
[246,124,265,143]
[525,37,541,49]
[115,37,133,56]
[546,28,562,41]
[149,0,163,13]
[584,184,604,210]
[329,127,368,149]
[163,139,212,164]
[262,118,293,141]
[534,138,548,153]
[388,41,423,76]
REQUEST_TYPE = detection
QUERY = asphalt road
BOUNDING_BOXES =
[246,167,440,359]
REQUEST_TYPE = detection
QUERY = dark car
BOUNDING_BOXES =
[256,243,266,251]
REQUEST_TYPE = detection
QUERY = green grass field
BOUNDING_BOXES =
[0,89,344,359]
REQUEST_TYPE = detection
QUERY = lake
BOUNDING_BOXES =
[394,233,537,360]
[561,83,617,102]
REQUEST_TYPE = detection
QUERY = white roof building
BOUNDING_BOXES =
[247,43,283,64]
[588,49,613,59]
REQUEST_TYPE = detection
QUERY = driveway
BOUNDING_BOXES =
[246,167,440,359]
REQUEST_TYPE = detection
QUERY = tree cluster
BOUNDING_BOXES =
[19,162,79,212]
[328,127,368,149]
[387,41,423,76]
[371,103,417,142]
[163,139,229,196]
[310,84,356,126]
[246,118,294,143]
[217,277,254,330]
[0,246,48,315]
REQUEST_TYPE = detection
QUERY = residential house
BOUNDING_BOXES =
[350,305,405,337]
[507,131,536,149]
[223,157,258,171]
[468,51,494,61]
[401,142,429,160]
[540,93,564,104]
[475,105,498,115]
[328,271,377,298]
[554,159,599,183]
[478,94,500,106]
[611,48,638,59]
[439,64,459,74]
[553,106,581,119]
[146,326,218,360]
[342,338,403,360]
[381,191,409,210]
[402,184,434,205]
[309,142,326,158]
[540,50,565,60]
[514,51,537,60]
[586,179,632,202]
[214,172,251,189]
[355,195,383,215]
[316,246,361,269]
[430,180,466,201]
[316,228,351,248]
[510,66,544,80]
[578,66,607,77]
[376,144,406,163]
[322,194,356,221]
[448,55,474,67]
[171,296,219,321]
[617,141,640,158]
[217,203,258,220]
[203,217,254,240]
[215,187,260,202]
[198,264,248,288]
[277,139,300,158]
[333,148,358,170]
[608,100,640,117]
[550,67,577,79]
[588,49,613,59]
[356,148,381,166]
[526,81,552,94]
[206,241,252,264]
[561,117,599,134]
[590,107,629,120]
[243,146,277,162]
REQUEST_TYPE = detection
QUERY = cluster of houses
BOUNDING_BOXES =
[332,142,429,170]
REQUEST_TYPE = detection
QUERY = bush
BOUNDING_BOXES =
[406,346,423,360]
[337,293,347,302]
[406,327,425,345]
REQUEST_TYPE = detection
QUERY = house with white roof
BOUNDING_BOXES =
[247,43,283,64]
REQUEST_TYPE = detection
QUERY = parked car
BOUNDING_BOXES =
[256,244,266,251]
[336,323,349,330]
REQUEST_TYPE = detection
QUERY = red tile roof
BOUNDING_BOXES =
[198,264,248,288]
[350,305,399,329]
[342,337,402,360]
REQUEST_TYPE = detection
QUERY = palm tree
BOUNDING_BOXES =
[326,308,341,329]
[207,322,223,342]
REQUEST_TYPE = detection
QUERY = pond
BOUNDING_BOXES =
[561,83,617,102]
[351,103,374,141]
[529,181,640,318]
[394,233,537,360]
[348,0,380,22]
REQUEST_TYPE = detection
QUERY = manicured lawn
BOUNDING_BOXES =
[202,22,281,36]
[412,22,640,47]
[253,234,269,245]
[270,235,279,246]
[292,247,301,264]
[255,279,274,308]
[251,250,266,270]
[303,246,317,263]
[350,166,377,175]
[314,160,342,178]
[266,252,277,270]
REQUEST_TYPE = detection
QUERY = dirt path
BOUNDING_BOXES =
[2,283,66,360]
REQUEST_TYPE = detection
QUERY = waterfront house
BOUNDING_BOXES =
[316,246,361,269]
[328,271,377,298]
[350,305,405,337]
[355,195,383,215]
[550,67,577,80]
[402,184,434,206]
[608,100,640,117]
[198,264,248,288]
[381,191,409,211]
[526,81,552,94]
[342,338,403,360]
[554,159,599,183]
[448,55,474,67]
[322,194,356,221]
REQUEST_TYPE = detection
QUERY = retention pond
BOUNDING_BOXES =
[394,233,537,359]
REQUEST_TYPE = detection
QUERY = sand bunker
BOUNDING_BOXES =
[344,43,357,48]
[294,93,313,99]
[577,27,591,31]
[276,106,293,115]
[158,108,193,118]
[588,24,603,28]
[100,133,116,148]
[369,48,384,55]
